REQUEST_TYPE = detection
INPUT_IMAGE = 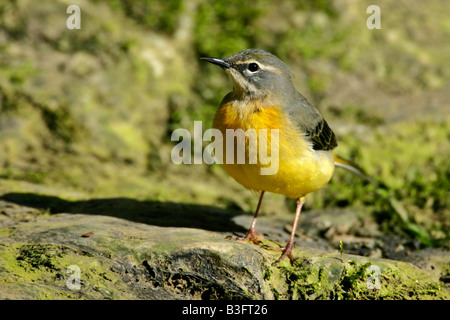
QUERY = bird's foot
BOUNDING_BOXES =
[226,229,264,245]
[263,242,296,265]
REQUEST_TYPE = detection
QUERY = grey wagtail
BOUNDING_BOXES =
[202,49,360,264]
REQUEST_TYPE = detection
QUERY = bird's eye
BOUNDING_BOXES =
[248,63,259,72]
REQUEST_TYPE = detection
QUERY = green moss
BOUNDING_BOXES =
[263,266,271,281]
[336,260,373,299]
[16,244,63,272]
[0,242,134,299]
[377,262,447,300]
[262,252,449,300]
[0,243,121,299]
[270,258,334,300]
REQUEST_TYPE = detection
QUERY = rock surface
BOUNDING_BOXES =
[1,198,448,300]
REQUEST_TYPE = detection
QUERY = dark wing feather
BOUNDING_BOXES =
[285,91,337,151]
[306,118,337,151]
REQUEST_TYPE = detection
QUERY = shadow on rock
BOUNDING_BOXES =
[0,192,247,233]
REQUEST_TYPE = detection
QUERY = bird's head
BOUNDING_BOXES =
[201,49,295,100]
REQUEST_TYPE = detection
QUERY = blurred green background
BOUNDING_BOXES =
[0,0,448,247]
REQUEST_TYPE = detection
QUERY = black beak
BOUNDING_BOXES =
[200,57,230,69]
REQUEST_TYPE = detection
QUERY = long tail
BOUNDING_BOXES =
[333,153,377,185]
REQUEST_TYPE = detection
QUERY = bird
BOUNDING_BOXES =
[201,49,363,264]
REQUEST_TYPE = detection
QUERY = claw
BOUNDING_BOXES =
[226,191,265,246]
[263,244,296,264]
[226,231,263,245]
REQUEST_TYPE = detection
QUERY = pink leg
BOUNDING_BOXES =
[267,197,305,264]
[228,191,265,245]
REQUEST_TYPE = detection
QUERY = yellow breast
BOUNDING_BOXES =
[213,100,334,198]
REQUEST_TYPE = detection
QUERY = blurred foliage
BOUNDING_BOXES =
[193,0,267,58]
[104,0,184,34]
[0,0,448,247]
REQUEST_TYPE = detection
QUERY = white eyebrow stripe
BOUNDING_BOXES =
[235,60,283,75]
[259,64,283,75]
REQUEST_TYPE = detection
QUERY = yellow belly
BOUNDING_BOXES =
[213,101,335,198]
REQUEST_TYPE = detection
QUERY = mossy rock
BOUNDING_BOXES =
[0,203,447,300]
